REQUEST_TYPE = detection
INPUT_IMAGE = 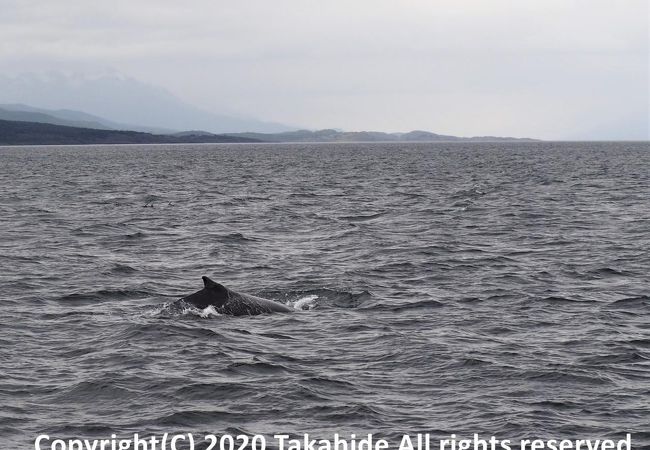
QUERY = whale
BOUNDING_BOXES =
[179,276,292,315]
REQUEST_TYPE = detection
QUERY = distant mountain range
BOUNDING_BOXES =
[0,104,173,134]
[0,73,539,144]
[0,120,537,146]
[0,104,537,145]
[0,73,293,134]
[225,129,537,143]
[0,102,537,145]
[0,119,258,145]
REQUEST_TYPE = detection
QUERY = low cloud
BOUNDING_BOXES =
[1,0,647,139]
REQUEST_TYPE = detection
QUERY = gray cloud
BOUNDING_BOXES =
[0,0,647,139]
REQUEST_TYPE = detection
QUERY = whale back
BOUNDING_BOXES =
[222,291,292,315]
[181,276,230,309]
[180,276,292,315]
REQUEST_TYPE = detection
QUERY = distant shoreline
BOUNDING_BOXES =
[0,118,540,146]
[0,119,259,145]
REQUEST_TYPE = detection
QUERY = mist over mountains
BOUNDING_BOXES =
[0,119,259,145]
[0,73,292,134]
[0,109,536,145]
[228,129,536,143]
[0,103,172,134]
[0,72,538,144]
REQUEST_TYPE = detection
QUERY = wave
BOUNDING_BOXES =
[377,298,444,312]
[588,267,630,277]
[154,409,242,427]
[337,212,386,222]
[55,289,156,304]
[536,295,596,305]
[51,380,136,403]
[520,370,613,385]
[603,295,650,310]
[212,232,260,243]
[103,263,139,274]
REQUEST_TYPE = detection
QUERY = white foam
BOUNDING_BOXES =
[196,305,221,318]
[290,294,318,310]
[143,302,173,317]
[168,302,222,318]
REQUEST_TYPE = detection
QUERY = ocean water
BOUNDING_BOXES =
[1,142,649,449]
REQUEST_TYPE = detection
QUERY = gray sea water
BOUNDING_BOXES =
[1,142,649,449]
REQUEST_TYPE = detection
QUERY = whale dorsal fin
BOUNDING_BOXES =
[202,275,231,296]
[202,276,225,289]
[201,276,230,304]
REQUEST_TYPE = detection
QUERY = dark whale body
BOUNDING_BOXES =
[180,276,292,315]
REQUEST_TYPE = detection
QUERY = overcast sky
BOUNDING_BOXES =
[1,0,648,139]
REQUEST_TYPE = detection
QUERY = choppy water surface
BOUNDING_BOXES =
[1,142,649,449]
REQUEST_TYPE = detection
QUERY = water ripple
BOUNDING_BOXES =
[1,142,649,447]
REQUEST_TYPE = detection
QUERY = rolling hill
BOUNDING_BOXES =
[0,119,259,145]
